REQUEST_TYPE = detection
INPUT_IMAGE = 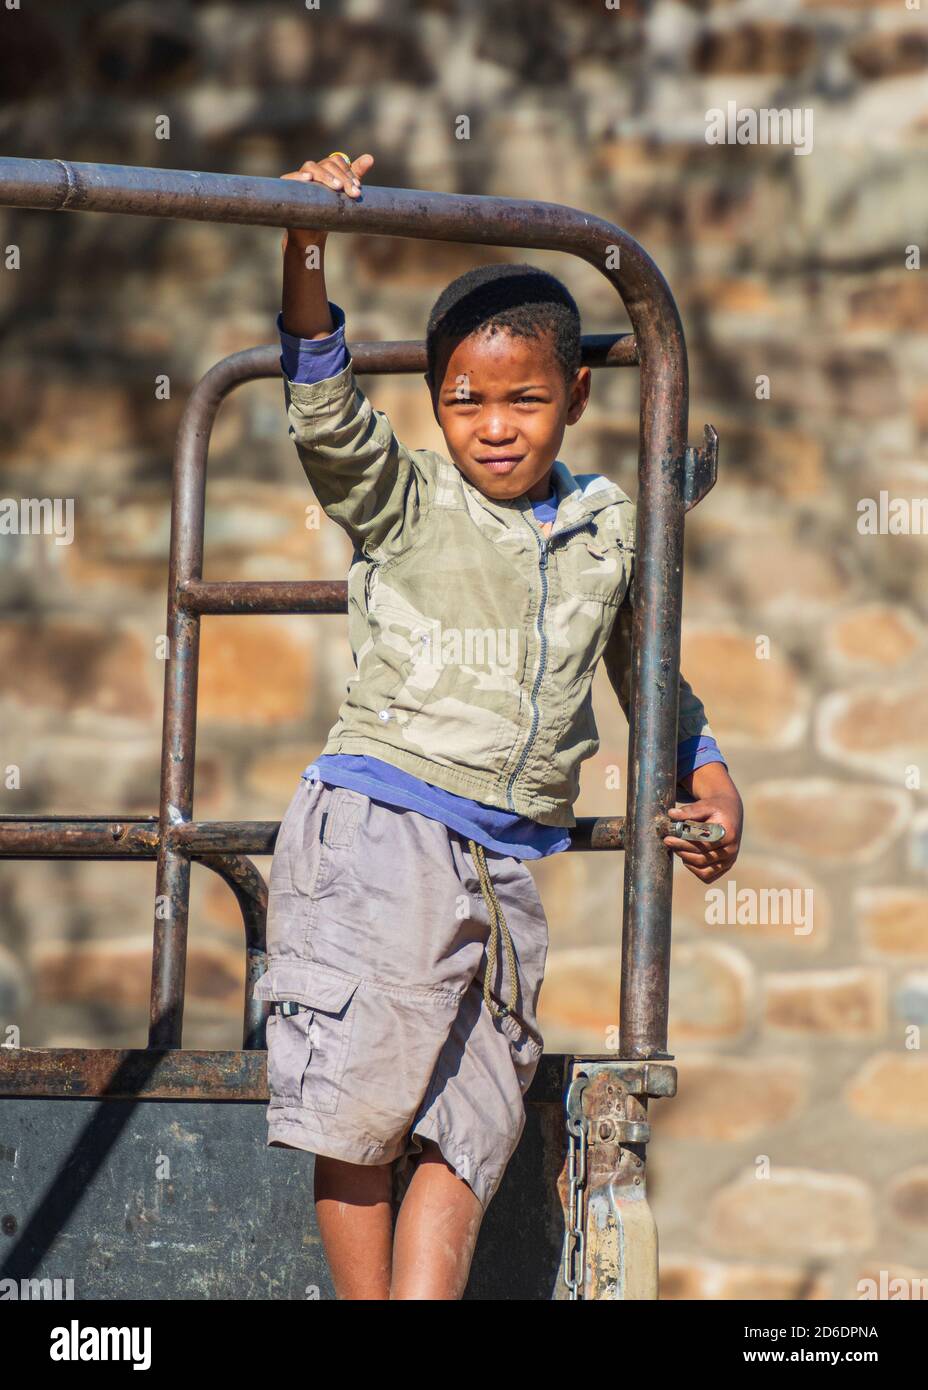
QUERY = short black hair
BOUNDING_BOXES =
[425,263,582,399]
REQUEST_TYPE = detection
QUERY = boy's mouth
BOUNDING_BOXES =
[475,455,525,476]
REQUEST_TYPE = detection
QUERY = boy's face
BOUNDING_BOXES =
[428,326,591,503]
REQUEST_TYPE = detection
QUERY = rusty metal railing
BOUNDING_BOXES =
[0,157,718,1097]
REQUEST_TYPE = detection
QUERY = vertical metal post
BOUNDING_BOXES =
[619,340,688,1061]
[149,368,213,1046]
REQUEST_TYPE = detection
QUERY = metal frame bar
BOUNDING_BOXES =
[0,156,705,1092]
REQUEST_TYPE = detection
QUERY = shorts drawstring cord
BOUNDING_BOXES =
[468,838,520,1020]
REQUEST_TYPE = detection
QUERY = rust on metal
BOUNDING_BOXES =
[0,1047,569,1104]
[0,1048,268,1101]
[0,814,718,861]
[556,1060,674,1299]
[177,577,349,615]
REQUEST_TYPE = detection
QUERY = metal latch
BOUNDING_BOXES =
[681,424,719,512]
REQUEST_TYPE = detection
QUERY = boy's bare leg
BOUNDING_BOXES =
[390,1140,485,1300]
[313,1154,394,1300]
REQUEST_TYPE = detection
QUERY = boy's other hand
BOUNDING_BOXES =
[280,153,375,251]
[663,766,743,883]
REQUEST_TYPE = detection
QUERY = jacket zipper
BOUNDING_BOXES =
[505,516,590,811]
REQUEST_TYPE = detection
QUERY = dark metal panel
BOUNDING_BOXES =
[0,1096,339,1299]
[0,1094,568,1300]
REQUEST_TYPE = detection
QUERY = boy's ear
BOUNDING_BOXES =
[566,365,593,425]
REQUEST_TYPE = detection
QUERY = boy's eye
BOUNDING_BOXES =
[441,394,546,408]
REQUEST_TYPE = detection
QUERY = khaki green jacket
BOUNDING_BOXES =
[284,360,713,827]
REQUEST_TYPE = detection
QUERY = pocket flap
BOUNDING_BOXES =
[253,959,360,1014]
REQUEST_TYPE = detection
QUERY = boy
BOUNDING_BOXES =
[254,152,743,1300]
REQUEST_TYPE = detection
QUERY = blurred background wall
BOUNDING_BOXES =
[1,0,927,1298]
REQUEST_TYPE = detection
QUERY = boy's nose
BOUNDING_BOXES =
[479,416,518,440]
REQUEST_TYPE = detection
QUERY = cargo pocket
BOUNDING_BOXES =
[255,958,361,1115]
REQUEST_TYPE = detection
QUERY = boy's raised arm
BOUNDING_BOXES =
[279,154,428,556]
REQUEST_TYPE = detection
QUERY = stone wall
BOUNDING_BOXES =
[1,0,926,1298]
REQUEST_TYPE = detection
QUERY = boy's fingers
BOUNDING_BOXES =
[316,157,355,190]
[666,830,735,853]
[293,160,327,179]
[318,155,363,196]
[689,863,726,882]
[664,834,732,863]
[668,844,726,866]
[666,803,739,850]
[282,159,357,193]
[280,154,371,201]
[667,801,712,820]
[664,818,740,879]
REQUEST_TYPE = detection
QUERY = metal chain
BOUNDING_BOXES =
[564,1075,589,1300]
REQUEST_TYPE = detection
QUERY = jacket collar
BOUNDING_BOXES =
[461,458,629,539]
[546,460,629,535]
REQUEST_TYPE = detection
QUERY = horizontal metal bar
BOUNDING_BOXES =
[0,820,160,857]
[0,814,158,823]
[0,815,720,858]
[0,157,651,283]
[0,1047,571,1105]
[177,578,347,615]
[347,335,638,373]
[164,338,636,392]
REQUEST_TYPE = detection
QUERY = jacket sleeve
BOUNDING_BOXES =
[283,359,429,556]
[602,576,716,752]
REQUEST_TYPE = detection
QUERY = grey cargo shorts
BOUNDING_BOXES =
[253,775,549,1212]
